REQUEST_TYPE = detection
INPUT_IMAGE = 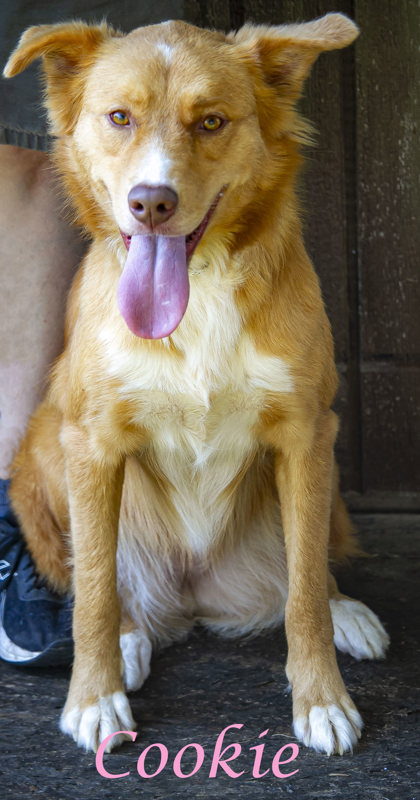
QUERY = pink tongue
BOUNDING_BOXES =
[117,234,189,339]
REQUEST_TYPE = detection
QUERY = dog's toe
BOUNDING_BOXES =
[120,629,152,692]
[294,700,363,755]
[60,691,135,752]
[330,598,390,660]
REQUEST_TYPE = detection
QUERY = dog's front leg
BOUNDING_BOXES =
[275,410,362,755]
[59,424,135,752]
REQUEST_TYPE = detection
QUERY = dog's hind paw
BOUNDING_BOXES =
[60,691,135,752]
[294,701,363,755]
[330,598,390,660]
[120,629,152,692]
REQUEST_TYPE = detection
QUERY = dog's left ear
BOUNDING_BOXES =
[231,13,359,98]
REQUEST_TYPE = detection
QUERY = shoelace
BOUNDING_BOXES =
[18,550,73,612]
[16,548,63,599]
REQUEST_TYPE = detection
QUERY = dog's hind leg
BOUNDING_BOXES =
[119,615,153,693]
[327,466,389,660]
[328,572,389,661]
[9,400,71,592]
[328,462,358,561]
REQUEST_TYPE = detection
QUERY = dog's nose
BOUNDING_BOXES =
[128,184,178,229]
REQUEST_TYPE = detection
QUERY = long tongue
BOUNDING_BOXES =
[117,234,189,339]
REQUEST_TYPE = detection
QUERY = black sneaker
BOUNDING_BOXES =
[0,480,24,591]
[0,479,73,666]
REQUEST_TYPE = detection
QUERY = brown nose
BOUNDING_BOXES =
[128,184,178,229]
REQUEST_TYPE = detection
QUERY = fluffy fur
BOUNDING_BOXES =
[4,13,389,755]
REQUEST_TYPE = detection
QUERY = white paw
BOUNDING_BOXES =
[60,691,135,752]
[330,598,390,660]
[294,702,363,755]
[120,630,152,692]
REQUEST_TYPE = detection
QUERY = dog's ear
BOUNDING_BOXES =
[232,13,358,99]
[3,21,117,134]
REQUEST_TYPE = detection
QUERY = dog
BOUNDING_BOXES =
[4,13,389,755]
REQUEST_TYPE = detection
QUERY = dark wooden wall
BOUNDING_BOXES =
[181,0,420,510]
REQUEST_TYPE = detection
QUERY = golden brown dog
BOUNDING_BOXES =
[4,13,389,755]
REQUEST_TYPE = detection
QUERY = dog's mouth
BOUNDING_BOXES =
[120,187,225,260]
[117,188,225,340]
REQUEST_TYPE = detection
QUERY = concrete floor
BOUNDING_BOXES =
[1,514,419,800]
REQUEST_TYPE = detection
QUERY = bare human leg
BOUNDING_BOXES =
[0,144,86,478]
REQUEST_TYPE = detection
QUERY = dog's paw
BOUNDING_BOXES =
[294,699,363,755]
[120,629,152,692]
[60,691,135,752]
[330,598,390,660]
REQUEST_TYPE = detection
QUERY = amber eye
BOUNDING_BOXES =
[109,110,130,127]
[201,115,224,132]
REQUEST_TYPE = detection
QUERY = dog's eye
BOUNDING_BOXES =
[201,116,225,133]
[109,110,130,127]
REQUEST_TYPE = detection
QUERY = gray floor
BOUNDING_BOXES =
[1,515,419,800]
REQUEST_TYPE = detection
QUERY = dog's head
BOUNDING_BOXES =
[4,15,358,338]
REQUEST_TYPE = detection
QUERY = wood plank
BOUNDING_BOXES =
[356,0,420,494]
[346,491,420,513]
[356,0,420,359]
[183,0,231,28]
[361,366,420,492]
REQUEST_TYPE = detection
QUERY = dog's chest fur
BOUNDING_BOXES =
[100,275,293,553]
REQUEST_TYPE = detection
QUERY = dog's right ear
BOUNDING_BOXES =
[3,21,117,135]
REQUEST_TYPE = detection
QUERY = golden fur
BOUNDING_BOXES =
[4,13,389,755]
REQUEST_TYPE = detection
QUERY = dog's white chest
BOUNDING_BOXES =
[144,386,261,553]
[100,282,293,554]
[129,352,291,554]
